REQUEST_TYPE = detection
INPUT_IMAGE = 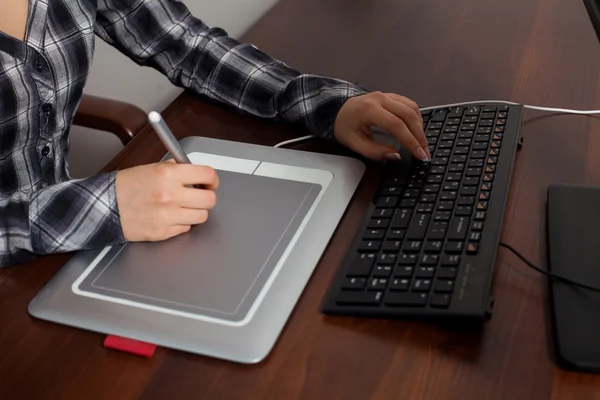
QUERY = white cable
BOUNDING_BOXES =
[273,134,315,148]
[272,100,600,148]
[419,99,600,115]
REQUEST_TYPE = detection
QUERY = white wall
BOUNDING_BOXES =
[68,0,279,178]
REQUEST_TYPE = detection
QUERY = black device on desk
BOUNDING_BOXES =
[322,103,523,319]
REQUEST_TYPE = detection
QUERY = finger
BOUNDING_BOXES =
[176,187,217,209]
[387,94,423,126]
[172,208,209,225]
[368,106,430,161]
[159,163,220,189]
[163,224,192,240]
[382,96,428,152]
[339,128,401,161]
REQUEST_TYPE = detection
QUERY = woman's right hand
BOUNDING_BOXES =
[115,159,219,242]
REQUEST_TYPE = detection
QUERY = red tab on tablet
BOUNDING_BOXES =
[103,335,156,357]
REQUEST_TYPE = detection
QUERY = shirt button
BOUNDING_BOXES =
[42,146,50,157]
[42,103,53,113]
[35,58,45,72]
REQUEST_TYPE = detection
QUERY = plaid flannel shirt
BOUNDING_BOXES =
[0,0,366,267]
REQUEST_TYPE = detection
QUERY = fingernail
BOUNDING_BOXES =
[416,148,429,161]
[385,153,401,160]
[424,147,432,160]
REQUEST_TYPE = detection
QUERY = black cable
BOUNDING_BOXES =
[499,242,600,293]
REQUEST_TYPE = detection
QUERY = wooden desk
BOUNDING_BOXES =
[2,0,600,398]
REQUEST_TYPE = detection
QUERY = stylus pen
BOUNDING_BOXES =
[148,111,204,189]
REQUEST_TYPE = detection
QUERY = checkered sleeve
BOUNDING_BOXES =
[0,172,125,267]
[94,0,368,140]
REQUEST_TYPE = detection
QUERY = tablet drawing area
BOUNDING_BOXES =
[28,137,365,363]
[73,168,322,326]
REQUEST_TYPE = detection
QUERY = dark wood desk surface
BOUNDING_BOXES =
[2,0,600,398]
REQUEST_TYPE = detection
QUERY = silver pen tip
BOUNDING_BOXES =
[148,111,161,124]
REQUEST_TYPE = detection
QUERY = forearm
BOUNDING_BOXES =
[0,172,126,268]
[94,0,368,139]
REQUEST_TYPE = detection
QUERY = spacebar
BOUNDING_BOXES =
[385,293,428,307]
[336,291,383,305]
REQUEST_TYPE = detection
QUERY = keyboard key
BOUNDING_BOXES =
[476,201,488,210]
[448,216,469,240]
[390,278,410,291]
[434,211,451,221]
[481,182,492,191]
[469,159,484,168]
[430,293,451,308]
[475,134,490,142]
[438,141,453,149]
[391,209,412,229]
[441,254,461,266]
[336,291,383,305]
[448,163,465,173]
[455,206,472,216]
[364,229,385,240]
[446,172,462,181]
[467,242,479,254]
[373,265,393,277]
[440,191,457,200]
[445,241,464,254]
[487,156,498,164]
[375,196,398,208]
[430,165,446,174]
[458,196,475,205]
[427,222,447,240]
[435,148,451,157]
[479,192,490,200]
[477,127,492,134]
[347,254,375,276]
[458,131,474,138]
[464,177,479,186]
[424,241,443,253]
[378,253,397,264]
[387,229,405,240]
[460,123,476,131]
[403,241,422,252]
[479,119,493,127]
[466,167,482,176]
[394,266,415,277]
[368,278,388,290]
[416,204,434,213]
[373,208,393,218]
[443,181,460,191]
[494,126,505,133]
[481,112,496,119]
[429,122,443,129]
[368,219,389,229]
[482,106,497,112]
[407,214,431,240]
[464,115,478,123]
[419,254,439,266]
[403,189,420,198]
[483,173,494,182]
[399,198,417,208]
[342,277,366,290]
[437,268,458,279]
[485,165,496,173]
[385,292,428,307]
[473,142,488,151]
[441,132,456,140]
[433,280,454,293]
[448,107,464,117]
[466,106,480,115]
[489,148,500,156]
[417,194,434,204]
[381,186,401,196]
[431,109,447,121]
[491,140,501,148]
[469,232,482,242]
[461,186,477,196]
[432,157,449,165]
[471,221,484,231]
[411,279,432,292]
[474,211,486,220]
[471,150,486,159]
[415,266,436,278]
[427,174,443,184]
[447,117,461,125]
[454,147,469,155]
[359,240,381,252]
[457,138,472,146]
[437,201,454,211]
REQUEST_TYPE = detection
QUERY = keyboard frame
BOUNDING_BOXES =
[321,103,524,320]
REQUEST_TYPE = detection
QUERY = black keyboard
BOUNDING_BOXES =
[321,103,523,319]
